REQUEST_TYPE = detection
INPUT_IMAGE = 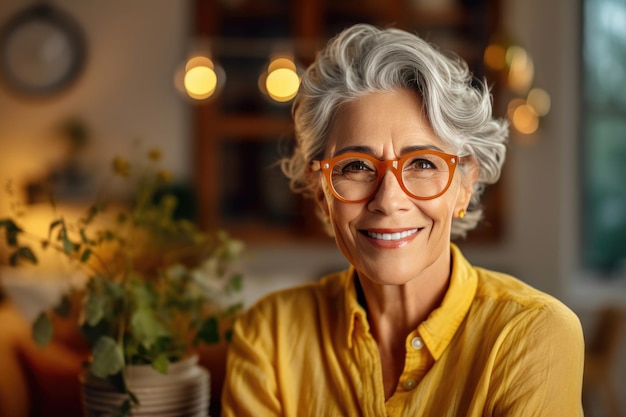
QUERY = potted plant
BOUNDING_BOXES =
[0,149,245,416]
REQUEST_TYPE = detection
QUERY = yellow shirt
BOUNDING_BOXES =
[221,244,585,416]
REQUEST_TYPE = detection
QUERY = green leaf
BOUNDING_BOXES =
[130,308,169,350]
[112,399,133,417]
[224,328,234,342]
[62,233,79,254]
[48,218,64,240]
[0,219,22,246]
[84,294,106,326]
[54,295,72,317]
[227,273,243,292]
[224,302,243,316]
[0,219,20,231]
[79,228,94,245]
[90,336,125,378]
[80,248,92,263]
[32,312,53,347]
[151,353,170,374]
[81,205,99,225]
[130,284,154,309]
[9,247,38,266]
[196,316,220,344]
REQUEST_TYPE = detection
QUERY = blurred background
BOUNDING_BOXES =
[0,0,624,416]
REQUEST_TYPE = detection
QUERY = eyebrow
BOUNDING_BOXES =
[332,144,446,158]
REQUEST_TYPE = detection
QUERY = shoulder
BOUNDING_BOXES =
[451,244,580,329]
[472,267,583,337]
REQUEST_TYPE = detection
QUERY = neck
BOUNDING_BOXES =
[357,259,451,344]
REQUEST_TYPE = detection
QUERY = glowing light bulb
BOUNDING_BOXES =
[264,57,300,102]
[183,56,219,100]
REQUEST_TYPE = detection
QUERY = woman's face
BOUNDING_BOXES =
[317,89,475,286]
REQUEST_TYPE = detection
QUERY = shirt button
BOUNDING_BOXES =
[402,378,417,391]
[411,336,424,350]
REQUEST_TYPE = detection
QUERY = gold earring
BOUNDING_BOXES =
[458,209,466,219]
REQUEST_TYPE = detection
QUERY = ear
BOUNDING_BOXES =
[455,158,479,215]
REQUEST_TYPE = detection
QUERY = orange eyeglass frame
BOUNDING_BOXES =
[311,149,461,203]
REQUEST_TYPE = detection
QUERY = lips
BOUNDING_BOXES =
[362,228,420,241]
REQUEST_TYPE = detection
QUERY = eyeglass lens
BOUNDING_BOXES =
[329,153,451,201]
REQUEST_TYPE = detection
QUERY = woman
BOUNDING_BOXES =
[221,24,584,416]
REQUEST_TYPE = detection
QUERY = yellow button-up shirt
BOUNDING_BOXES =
[222,244,584,416]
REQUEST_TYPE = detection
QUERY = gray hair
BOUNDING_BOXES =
[281,23,509,239]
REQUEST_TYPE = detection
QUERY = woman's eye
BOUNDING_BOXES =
[408,159,436,170]
[342,160,372,172]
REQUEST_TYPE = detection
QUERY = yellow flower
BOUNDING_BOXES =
[112,157,130,177]
[157,170,172,183]
[148,149,162,162]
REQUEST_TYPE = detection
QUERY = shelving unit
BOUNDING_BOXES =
[191,0,502,244]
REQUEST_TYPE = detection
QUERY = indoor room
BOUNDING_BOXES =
[0,0,624,416]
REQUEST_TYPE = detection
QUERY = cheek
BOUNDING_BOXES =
[327,200,362,239]
[419,193,458,223]
[328,200,352,228]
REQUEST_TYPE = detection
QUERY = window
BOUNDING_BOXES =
[582,0,626,274]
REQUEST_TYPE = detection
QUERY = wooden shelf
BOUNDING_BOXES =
[216,115,292,137]
[326,2,470,28]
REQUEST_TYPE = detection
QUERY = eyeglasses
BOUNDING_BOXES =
[311,149,460,203]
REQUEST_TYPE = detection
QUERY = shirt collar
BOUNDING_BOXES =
[418,243,478,359]
[341,243,478,356]
[343,265,369,348]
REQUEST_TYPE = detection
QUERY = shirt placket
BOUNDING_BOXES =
[385,330,434,416]
[347,315,388,416]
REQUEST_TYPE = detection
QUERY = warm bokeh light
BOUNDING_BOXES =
[526,88,551,116]
[484,43,507,71]
[512,103,539,135]
[185,56,213,72]
[264,57,300,102]
[184,66,217,99]
[183,56,219,100]
[506,45,534,94]
[268,57,296,74]
[507,97,526,120]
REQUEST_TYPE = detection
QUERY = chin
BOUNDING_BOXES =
[356,262,422,286]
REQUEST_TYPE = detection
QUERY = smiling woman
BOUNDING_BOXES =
[220,24,585,417]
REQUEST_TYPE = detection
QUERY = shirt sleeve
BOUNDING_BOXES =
[220,304,283,417]
[488,302,585,416]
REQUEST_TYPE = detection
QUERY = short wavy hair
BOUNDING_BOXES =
[281,23,508,239]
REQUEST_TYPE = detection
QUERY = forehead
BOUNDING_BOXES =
[326,89,447,156]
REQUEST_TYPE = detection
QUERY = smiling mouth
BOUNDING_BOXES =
[363,228,420,241]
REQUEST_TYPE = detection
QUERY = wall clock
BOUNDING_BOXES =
[0,3,86,97]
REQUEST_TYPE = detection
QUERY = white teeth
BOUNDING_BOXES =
[366,229,418,241]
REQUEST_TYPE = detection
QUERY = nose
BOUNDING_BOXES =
[367,168,412,214]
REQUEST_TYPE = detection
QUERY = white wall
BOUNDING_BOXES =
[0,0,192,215]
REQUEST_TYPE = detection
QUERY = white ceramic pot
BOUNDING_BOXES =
[80,355,210,417]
